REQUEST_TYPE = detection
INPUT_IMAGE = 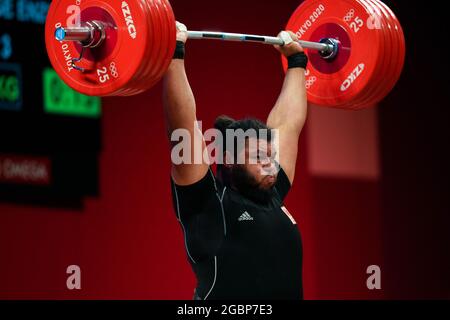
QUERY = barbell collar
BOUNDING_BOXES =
[318,38,340,60]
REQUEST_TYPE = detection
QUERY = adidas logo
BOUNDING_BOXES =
[238,211,254,222]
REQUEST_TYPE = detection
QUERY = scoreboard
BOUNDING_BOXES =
[0,0,101,208]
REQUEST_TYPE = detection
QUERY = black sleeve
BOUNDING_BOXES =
[275,166,292,202]
[170,168,218,221]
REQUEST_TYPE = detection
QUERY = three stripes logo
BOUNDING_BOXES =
[238,211,254,222]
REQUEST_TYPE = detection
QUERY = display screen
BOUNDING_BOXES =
[0,0,101,208]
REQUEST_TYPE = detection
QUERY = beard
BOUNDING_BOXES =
[230,165,275,205]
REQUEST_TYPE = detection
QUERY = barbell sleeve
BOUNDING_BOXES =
[55,27,92,42]
[55,22,105,48]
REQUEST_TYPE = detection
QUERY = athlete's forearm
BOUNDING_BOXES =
[162,60,198,136]
[267,68,307,134]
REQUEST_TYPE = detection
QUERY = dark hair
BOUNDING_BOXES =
[214,115,272,150]
[214,115,273,177]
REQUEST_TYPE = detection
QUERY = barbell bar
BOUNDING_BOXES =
[55,25,338,55]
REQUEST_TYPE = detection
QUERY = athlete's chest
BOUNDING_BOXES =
[221,191,298,243]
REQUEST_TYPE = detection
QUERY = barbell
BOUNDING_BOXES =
[45,0,405,110]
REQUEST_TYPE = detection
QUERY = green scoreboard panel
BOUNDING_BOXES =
[0,0,101,208]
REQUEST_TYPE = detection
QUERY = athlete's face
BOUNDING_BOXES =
[242,138,278,189]
[229,138,279,203]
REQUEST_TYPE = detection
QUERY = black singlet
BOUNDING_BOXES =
[171,167,303,300]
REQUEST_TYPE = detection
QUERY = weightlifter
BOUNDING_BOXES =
[163,22,307,300]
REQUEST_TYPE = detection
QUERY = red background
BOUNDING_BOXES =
[0,0,449,299]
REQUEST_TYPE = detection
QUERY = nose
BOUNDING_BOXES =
[261,158,272,166]
[261,161,276,176]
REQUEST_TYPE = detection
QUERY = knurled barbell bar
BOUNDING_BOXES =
[55,25,339,54]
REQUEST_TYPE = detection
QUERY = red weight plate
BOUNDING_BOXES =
[342,0,385,109]
[358,0,397,108]
[155,0,177,87]
[372,0,405,104]
[124,0,164,95]
[116,0,158,96]
[116,0,161,96]
[350,0,392,109]
[355,0,403,107]
[141,0,165,92]
[94,0,153,96]
[82,0,151,96]
[165,0,178,61]
[136,0,166,93]
[326,0,382,109]
[144,0,175,92]
[133,0,164,94]
[118,0,170,96]
[283,0,384,108]
[45,0,151,96]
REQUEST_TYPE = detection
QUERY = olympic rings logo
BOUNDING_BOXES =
[109,62,119,78]
[344,9,355,22]
[344,8,382,30]
[306,76,317,89]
